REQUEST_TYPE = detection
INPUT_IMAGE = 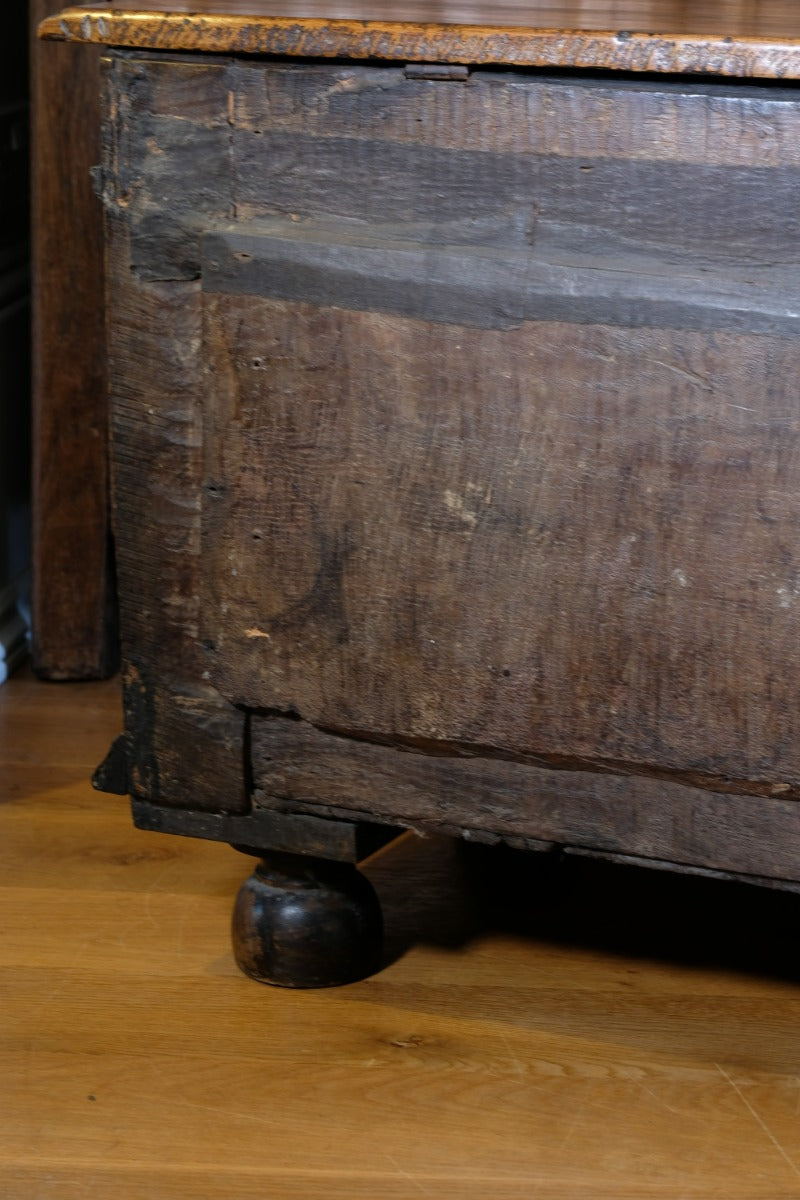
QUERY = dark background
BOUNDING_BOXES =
[1,3,31,615]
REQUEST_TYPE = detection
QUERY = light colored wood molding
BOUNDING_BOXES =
[39,7,800,78]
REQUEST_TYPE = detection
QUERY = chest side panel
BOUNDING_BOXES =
[203,283,800,791]
[106,53,800,804]
[200,65,800,794]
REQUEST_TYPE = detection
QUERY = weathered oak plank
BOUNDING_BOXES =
[251,715,800,883]
[101,54,246,810]
[99,50,800,819]
[88,38,800,932]
[203,288,800,793]
[202,223,800,334]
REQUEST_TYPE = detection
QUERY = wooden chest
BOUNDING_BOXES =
[44,4,800,985]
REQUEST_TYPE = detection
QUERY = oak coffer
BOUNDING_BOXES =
[43,3,800,985]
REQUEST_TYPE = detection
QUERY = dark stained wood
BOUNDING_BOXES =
[100,54,221,680]
[40,6,800,80]
[97,53,251,814]
[249,716,800,885]
[184,62,800,797]
[202,226,800,333]
[206,294,800,794]
[30,1,116,679]
[131,799,403,862]
[123,668,248,814]
[80,26,800,985]
[232,851,383,986]
[102,51,800,821]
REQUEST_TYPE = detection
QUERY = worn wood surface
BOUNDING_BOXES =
[30,1,116,680]
[250,716,800,884]
[41,5,800,79]
[56,0,800,30]
[188,62,800,797]
[207,291,800,793]
[8,668,800,1198]
[131,799,403,862]
[93,51,800,890]
[99,51,248,812]
[101,212,237,809]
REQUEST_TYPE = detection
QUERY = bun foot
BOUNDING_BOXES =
[232,851,383,987]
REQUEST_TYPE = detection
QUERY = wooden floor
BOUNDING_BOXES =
[3,667,800,1198]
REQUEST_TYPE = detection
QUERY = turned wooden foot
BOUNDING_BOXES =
[231,851,383,987]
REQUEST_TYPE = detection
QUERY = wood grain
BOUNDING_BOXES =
[40,6,800,79]
[249,715,800,882]
[30,1,115,680]
[206,292,800,790]
[88,49,800,905]
[184,62,800,798]
[66,0,800,34]
[98,53,250,815]
[6,666,800,1197]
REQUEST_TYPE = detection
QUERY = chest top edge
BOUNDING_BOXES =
[39,6,800,82]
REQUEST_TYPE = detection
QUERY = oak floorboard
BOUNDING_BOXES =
[3,666,800,1198]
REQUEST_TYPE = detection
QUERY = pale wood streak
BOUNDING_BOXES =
[40,5,800,79]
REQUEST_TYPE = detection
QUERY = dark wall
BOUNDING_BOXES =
[0,3,31,602]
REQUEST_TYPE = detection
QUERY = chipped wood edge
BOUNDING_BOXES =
[39,7,800,79]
